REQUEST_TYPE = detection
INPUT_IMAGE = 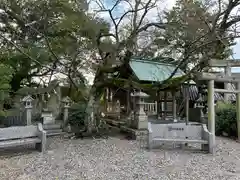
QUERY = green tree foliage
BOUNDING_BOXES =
[215,102,237,138]
[1,0,240,134]
[0,64,13,115]
[0,0,109,93]
[153,0,235,72]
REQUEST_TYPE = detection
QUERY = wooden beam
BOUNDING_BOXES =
[159,110,172,113]
[197,72,240,82]
[209,59,240,67]
[214,88,240,93]
[158,99,173,102]
[164,92,167,120]
[212,72,240,77]
[126,89,130,114]
[157,91,161,119]
[172,91,177,122]
[185,92,189,125]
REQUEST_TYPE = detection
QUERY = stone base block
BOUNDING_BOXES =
[43,117,55,124]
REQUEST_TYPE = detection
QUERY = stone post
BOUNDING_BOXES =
[22,95,34,125]
[62,96,71,128]
[115,100,121,120]
[126,111,134,127]
[224,64,231,102]
[131,92,149,129]
[237,82,240,141]
[195,95,206,124]
[208,80,215,154]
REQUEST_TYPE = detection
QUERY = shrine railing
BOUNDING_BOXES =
[143,102,157,115]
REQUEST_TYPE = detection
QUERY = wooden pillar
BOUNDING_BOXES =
[156,91,160,119]
[237,82,240,141]
[185,91,189,125]
[172,91,177,122]
[127,89,130,114]
[106,88,110,112]
[104,88,107,112]
[110,89,113,101]
[108,88,113,111]
[208,80,215,153]
[164,91,167,120]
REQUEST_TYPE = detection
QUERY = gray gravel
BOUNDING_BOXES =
[1,136,240,180]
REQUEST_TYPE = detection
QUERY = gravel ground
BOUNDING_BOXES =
[1,136,240,180]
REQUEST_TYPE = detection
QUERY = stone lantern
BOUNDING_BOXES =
[131,91,149,129]
[195,95,207,123]
[62,96,71,108]
[62,96,72,128]
[22,95,34,125]
[22,95,34,108]
[41,94,58,125]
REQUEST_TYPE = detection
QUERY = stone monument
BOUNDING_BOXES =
[62,96,71,128]
[131,91,149,129]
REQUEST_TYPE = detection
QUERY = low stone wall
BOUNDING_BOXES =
[103,118,149,147]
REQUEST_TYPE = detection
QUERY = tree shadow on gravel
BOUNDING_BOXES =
[0,145,38,158]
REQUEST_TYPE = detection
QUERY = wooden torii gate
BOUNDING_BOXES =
[197,60,240,152]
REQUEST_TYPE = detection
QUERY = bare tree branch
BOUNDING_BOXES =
[136,0,156,30]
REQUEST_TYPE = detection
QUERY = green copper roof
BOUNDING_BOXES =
[129,59,184,82]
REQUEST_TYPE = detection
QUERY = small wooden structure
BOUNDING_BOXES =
[102,58,205,148]
[103,58,198,122]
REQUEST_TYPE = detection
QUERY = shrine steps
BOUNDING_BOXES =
[43,122,65,137]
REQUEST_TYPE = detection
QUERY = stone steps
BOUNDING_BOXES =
[43,122,64,137]
[46,128,64,137]
[47,131,65,137]
[43,124,62,130]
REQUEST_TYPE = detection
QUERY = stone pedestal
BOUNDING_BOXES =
[135,106,148,129]
[131,92,149,130]
[127,111,134,127]
[62,96,71,130]
[63,107,69,124]
[41,110,55,124]
[26,107,32,125]
[115,100,121,120]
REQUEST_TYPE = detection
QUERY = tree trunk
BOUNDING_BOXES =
[84,85,102,133]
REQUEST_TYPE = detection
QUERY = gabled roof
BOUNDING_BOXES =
[21,95,34,102]
[129,58,185,82]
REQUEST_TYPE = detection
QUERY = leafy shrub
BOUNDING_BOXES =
[215,101,237,137]
[0,64,13,114]
[68,100,109,138]
[68,101,88,131]
[216,101,234,113]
